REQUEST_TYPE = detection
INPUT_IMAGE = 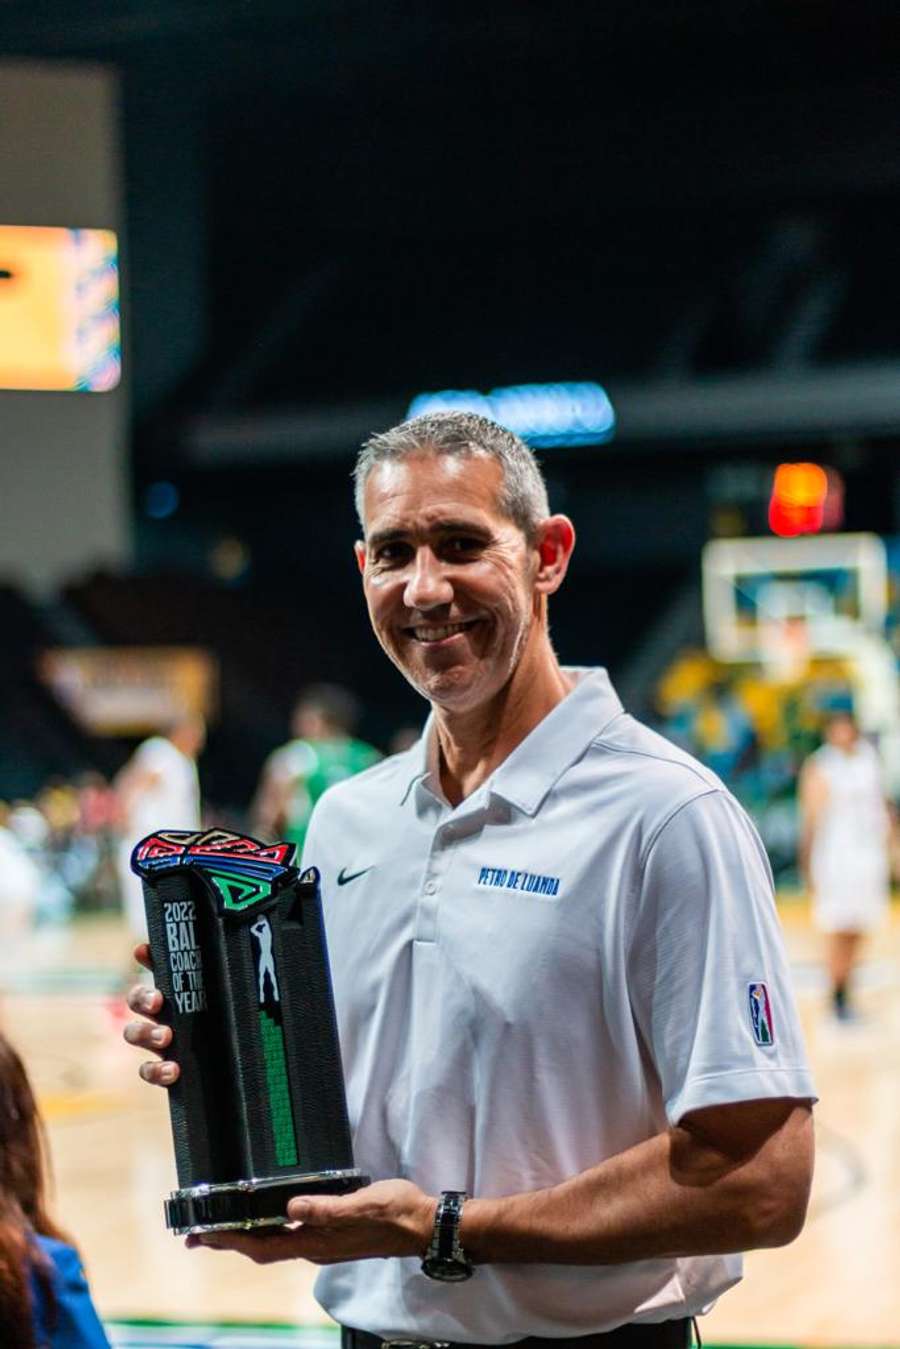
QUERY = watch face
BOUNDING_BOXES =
[421,1255,473,1282]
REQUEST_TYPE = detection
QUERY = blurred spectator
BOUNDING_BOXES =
[0,1031,109,1346]
[72,774,120,912]
[36,780,100,923]
[5,801,73,926]
[388,723,423,755]
[113,717,205,940]
[0,810,42,946]
[656,649,857,877]
[798,711,893,1023]
[252,685,380,851]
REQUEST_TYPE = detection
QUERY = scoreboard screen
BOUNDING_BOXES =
[0,224,120,391]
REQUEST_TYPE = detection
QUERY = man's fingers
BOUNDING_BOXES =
[125,983,163,1017]
[187,1227,302,1263]
[134,941,154,972]
[138,1059,179,1087]
[123,1018,172,1051]
[287,1194,346,1225]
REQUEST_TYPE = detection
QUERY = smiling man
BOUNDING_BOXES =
[127,412,815,1349]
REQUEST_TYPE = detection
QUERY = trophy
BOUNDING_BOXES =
[131,828,368,1235]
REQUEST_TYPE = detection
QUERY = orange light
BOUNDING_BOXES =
[773,462,828,507]
[768,462,830,536]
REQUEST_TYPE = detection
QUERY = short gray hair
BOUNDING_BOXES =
[354,411,550,541]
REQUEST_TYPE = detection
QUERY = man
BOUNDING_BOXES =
[114,716,204,941]
[252,685,381,850]
[126,413,815,1348]
[799,708,892,1022]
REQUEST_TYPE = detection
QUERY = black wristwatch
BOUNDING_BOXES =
[421,1190,474,1282]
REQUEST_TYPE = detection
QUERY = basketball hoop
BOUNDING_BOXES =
[758,616,811,683]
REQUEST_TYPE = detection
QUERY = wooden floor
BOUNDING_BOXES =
[3,902,899,1347]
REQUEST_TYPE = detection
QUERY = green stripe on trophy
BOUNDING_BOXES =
[258,1009,299,1167]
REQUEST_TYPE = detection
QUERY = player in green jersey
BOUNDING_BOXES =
[252,685,381,850]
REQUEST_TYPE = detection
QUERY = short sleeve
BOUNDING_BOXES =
[34,1237,111,1348]
[134,737,169,771]
[266,741,317,783]
[628,789,817,1124]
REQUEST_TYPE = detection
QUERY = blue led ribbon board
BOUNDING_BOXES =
[407,381,616,447]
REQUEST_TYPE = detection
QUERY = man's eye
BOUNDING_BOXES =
[373,543,408,565]
[444,536,482,556]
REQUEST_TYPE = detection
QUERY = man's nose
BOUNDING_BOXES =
[403,547,453,610]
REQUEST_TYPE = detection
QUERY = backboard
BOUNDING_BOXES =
[702,532,888,667]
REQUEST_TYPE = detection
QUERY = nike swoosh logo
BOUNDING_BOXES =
[336,866,374,886]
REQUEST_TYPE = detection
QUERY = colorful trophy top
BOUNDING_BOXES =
[131,828,300,914]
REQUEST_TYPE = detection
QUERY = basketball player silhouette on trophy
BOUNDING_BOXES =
[251,916,280,1003]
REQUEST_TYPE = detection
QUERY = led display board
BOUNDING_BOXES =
[0,225,120,390]
[39,647,216,735]
[407,381,615,447]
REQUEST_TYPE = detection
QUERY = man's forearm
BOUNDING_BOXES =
[459,1105,813,1265]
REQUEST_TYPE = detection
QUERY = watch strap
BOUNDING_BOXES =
[431,1190,466,1262]
[421,1189,473,1279]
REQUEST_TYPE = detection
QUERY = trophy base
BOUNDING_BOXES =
[165,1168,370,1235]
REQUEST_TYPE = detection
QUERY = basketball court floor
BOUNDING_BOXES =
[3,900,898,1349]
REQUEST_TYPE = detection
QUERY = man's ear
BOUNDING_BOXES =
[533,516,576,595]
[354,540,366,575]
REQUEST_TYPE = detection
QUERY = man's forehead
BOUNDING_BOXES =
[362,452,506,531]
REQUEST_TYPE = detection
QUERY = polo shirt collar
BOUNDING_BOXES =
[397,730,432,805]
[397,668,623,815]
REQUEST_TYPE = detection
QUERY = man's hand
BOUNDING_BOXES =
[186,1180,436,1265]
[122,943,180,1086]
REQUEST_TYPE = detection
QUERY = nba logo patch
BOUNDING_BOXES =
[748,982,775,1046]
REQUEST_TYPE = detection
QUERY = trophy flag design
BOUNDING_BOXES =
[132,829,368,1234]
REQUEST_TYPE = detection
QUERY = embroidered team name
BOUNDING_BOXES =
[477,866,560,898]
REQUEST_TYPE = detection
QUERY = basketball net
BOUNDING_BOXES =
[758,615,811,683]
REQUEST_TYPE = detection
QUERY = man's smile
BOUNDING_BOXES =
[403,617,483,644]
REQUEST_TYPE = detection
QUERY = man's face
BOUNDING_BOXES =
[356,452,539,712]
[825,714,858,751]
[294,705,329,740]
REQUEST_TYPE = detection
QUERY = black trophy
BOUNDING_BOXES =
[131,828,368,1235]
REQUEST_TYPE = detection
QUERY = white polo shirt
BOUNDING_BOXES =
[303,669,815,1343]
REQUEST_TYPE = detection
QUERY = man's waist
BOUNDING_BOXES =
[341,1319,693,1349]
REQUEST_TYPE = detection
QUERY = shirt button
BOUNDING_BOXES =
[424,880,437,895]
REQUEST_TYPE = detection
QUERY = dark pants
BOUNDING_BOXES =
[341,1318,694,1349]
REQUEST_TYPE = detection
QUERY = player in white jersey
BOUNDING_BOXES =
[114,717,205,941]
[125,413,814,1349]
[799,711,892,1021]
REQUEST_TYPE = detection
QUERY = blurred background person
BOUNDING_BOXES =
[387,723,424,756]
[799,709,894,1023]
[113,716,205,942]
[0,804,43,958]
[252,685,380,850]
[0,1031,109,1346]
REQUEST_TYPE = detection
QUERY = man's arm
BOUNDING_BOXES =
[171,1094,812,1266]
[250,746,311,841]
[459,1096,812,1262]
[249,765,294,841]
